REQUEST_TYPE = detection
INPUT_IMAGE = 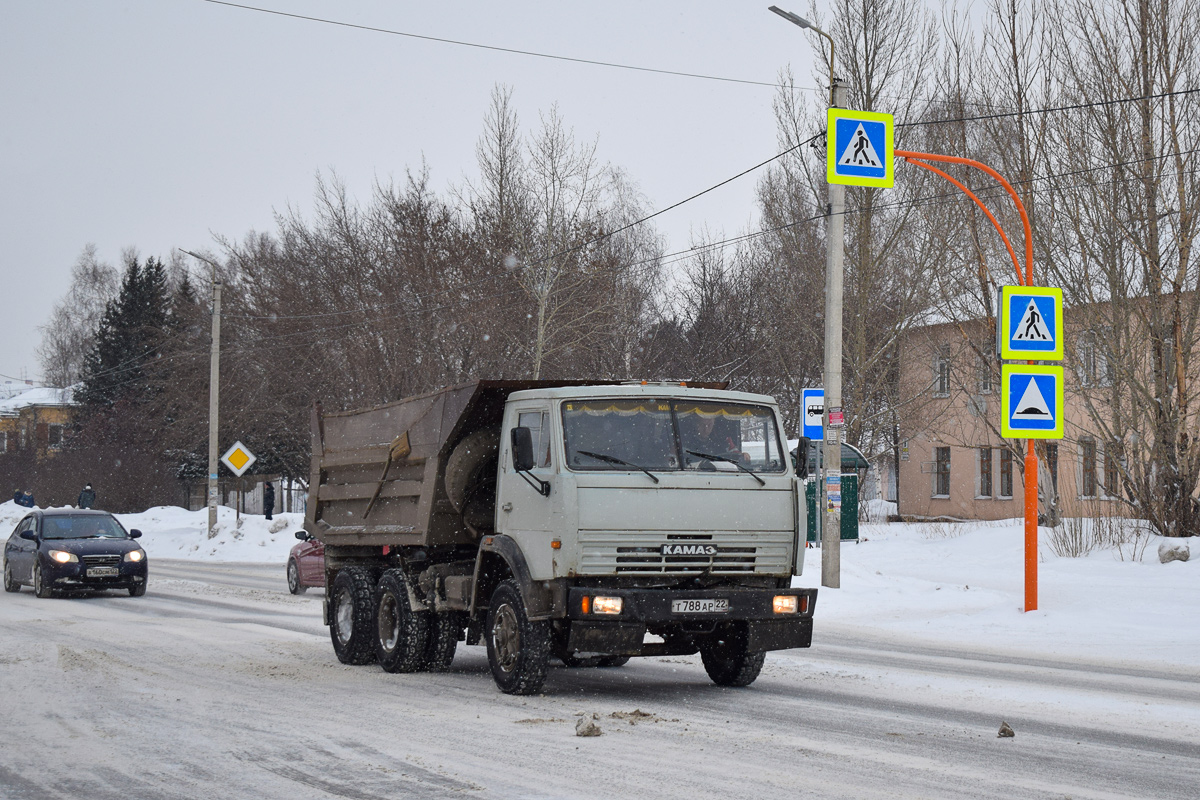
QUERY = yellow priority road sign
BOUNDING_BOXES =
[826,108,895,188]
[221,441,258,477]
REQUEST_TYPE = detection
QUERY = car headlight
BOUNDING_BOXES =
[48,550,78,564]
[124,550,145,562]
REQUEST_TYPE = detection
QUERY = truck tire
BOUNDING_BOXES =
[329,568,378,665]
[424,612,462,672]
[375,569,430,673]
[486,579,551,695]
[700,623,766,687]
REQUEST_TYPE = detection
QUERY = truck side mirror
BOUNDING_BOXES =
[794,437,811,479]
[510,426,550,497]
[511,427,536,472]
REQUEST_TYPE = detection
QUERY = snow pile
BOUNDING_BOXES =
[0,501,304,564]
[794,517,1199,667]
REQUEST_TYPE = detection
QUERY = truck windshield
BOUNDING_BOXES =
[561,398,786,474]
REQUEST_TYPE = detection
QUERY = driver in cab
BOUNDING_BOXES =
[683,413,749,468]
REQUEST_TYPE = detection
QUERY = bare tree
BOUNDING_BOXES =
[37,244,119,386]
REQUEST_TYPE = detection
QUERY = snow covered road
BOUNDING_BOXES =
[2,560,1196,799]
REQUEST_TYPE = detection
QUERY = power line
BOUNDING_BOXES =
[201,0,785,89]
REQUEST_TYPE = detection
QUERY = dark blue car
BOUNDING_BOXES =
[2,509,148,598]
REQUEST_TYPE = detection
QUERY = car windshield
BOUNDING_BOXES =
[41,515,128,540]
[562,398,786,474]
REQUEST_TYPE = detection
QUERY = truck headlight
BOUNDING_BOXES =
[773,595,799,614]
[125,550,145,562]
[49,550,78,564]
[590,596,623,615]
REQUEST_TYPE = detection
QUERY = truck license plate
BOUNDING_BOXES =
[671,598,729,614]
[87,567,118,578]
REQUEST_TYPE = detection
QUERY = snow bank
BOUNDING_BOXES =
[794,517,1199,667]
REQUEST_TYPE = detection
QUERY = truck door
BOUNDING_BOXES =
[497,406,561,580]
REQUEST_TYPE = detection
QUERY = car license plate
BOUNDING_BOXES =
[671,598,729,614]
[87,567,118,578]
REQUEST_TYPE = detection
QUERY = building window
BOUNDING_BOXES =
[978,447,992,497]
[1045,443,1059,493]
[47,424,64,450]
[0,431,6,453]
[977,349,992,394]
[19,426,27,450]
[1104,442,1121,499]
[934,446,951,497]
[999,448,1013,499]
[1080,439,1097,497]
[934,352,951,397]
[1077,330,1113,387]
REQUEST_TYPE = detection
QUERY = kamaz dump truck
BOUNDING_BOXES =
[304,380,816,694]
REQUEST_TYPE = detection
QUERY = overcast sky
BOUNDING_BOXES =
[0,0,841,388]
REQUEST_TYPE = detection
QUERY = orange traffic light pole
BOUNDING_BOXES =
[895,149,1040,612]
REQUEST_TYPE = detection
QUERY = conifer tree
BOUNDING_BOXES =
[76,255,171,411]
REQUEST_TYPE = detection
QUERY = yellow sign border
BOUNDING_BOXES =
[826,108,895,188]
[999,285,1064,361]
[1001,364,1065,440]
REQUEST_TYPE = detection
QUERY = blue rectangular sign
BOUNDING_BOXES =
[802,388,824,439]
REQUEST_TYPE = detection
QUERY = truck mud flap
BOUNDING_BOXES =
[745,618,813,652]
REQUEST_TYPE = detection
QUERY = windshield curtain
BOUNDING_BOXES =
[42,515,128,540]
[561,398,786,474]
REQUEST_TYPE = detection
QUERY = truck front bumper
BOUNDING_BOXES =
[562,586,817,656]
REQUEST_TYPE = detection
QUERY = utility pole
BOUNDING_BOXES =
[821,76,846,589]
[182,250,221,538]
[769,6,843,587]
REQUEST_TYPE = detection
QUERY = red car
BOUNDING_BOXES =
[287,531,324,594]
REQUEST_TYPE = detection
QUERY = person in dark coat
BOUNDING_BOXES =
[16,490,35,508]
[12,490,21,504]
[263,481,275,521]
[78,484,96,509]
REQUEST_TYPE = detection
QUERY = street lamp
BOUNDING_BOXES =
[769,5,845,589]
[767,6,835,105]
[181,250,222,539]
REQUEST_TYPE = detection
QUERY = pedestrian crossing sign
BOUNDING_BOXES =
[827,108,894,188]
[999,285,1064,361]
[1001,364,1064,439]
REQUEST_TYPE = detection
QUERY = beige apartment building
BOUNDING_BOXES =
[886,309,1122,521]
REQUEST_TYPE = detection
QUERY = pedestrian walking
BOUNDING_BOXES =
[77,483,96,509]
[263,481,275,521]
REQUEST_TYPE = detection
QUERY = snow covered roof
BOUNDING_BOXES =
[0,386,75,415]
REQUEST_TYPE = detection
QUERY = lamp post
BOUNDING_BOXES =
[181,250,222,538]
[769,5,844,588]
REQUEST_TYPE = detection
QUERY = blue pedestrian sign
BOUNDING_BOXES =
[1001,364,1064,439]
[826,109,894,188]
[999,285,1063,361]
[801,388,824,439]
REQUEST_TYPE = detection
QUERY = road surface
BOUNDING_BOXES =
[1,560,1196,799]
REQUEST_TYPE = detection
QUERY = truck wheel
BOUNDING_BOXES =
[375,569,430,673]
[329,568,378,665]
[486,579,551,695]
[700,623,765,687]
[424,612,462,672]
